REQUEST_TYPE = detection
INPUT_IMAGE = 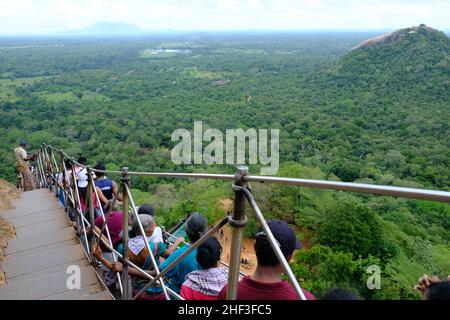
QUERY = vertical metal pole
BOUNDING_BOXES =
[38,148,46,189]
[121,167,130,300]
[39,147,47,188]
[226,166,249,300]
[34,148,41,188]
[124,184,170,300]
[72,162,82,236]
[50,149,59,196]
[87,167,95,261]
[90,174,124,295]
[43,146,51,188]
[60,151,68,211]
[35,148,43,188]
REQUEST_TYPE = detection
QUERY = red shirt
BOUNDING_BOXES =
[80,192,101,212]
[94,211,123,252]
[180,285,219,300]
[217,276,315,300]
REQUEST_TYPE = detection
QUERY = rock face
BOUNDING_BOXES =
[0,179,19,285]
[324,24,450,101]
[0,179,20,211]
[352,24,442,50]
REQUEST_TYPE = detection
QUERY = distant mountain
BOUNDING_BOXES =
[56,22,145,36]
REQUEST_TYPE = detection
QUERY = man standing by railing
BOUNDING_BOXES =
[14,140,36,192]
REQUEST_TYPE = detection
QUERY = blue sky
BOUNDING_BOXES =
[1,0,450,34]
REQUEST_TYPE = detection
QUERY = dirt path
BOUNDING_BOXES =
[214,199,257,275]
[215,198,313,276]
[0,179,20,286]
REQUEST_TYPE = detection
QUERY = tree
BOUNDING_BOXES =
[316,195,384,258]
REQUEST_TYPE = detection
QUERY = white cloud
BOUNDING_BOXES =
[0,0,449,34]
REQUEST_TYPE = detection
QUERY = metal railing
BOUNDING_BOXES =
[35,143,450,301]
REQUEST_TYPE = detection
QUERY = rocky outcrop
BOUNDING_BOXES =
[352,24,441,50]
[0,179,19,285]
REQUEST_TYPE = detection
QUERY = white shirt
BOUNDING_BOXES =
[149,227,163,243]
[77,167,88,188]
[57,172,63,185]
[128,227,164,256]
[14,146,28,168]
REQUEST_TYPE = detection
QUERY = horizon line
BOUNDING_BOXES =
[1,27,449,38]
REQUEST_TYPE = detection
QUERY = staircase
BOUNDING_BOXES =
[0,188,112,300]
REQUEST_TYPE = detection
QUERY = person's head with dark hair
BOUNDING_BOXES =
[19,140,28,148]
[94,162,106,177]
[323,288,360,300]
[254,220,302,267]
[138,204,155,216]
[186,212,208,243]
[77,157,87,165]
[216,219,315,300]
[197,237,222,269]
[64,159,72,170]
[424,281,450,300]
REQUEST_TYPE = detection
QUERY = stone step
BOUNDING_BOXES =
[79,290,113,300]
[3,244,86,279]
[1,207,63,220]
[6,258,90,284]
[43,283,104,300]
[0,266,99,300]
[5,227,77,255]
[7,212,69,229]
[5,239,79,261]
[14,218,70,237]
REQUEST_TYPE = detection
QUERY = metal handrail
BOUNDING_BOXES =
[43,144,450,204]
[36,143,450,302]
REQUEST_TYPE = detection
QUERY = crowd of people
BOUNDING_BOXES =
[16,143,450,301]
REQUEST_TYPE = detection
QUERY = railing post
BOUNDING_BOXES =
[60,150,68,211]
[120,167,130,300]
[42,145,51,189]
[35,147,43,188]
[87,167,96,261]
[72,161,82,236]
[50,148,59,197]
[226,166,249,300]
[38,147,46,189]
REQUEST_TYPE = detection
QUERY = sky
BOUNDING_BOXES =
[1,0,450,34]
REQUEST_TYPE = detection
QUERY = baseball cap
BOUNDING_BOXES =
[256,220,302,258]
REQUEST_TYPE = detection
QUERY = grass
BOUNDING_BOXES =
[0,76,49,102]
[81,91,110,102]
[37,91,110,103]
[38,92,78,102]
[0,76,110,103]
[180,67,235,80]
